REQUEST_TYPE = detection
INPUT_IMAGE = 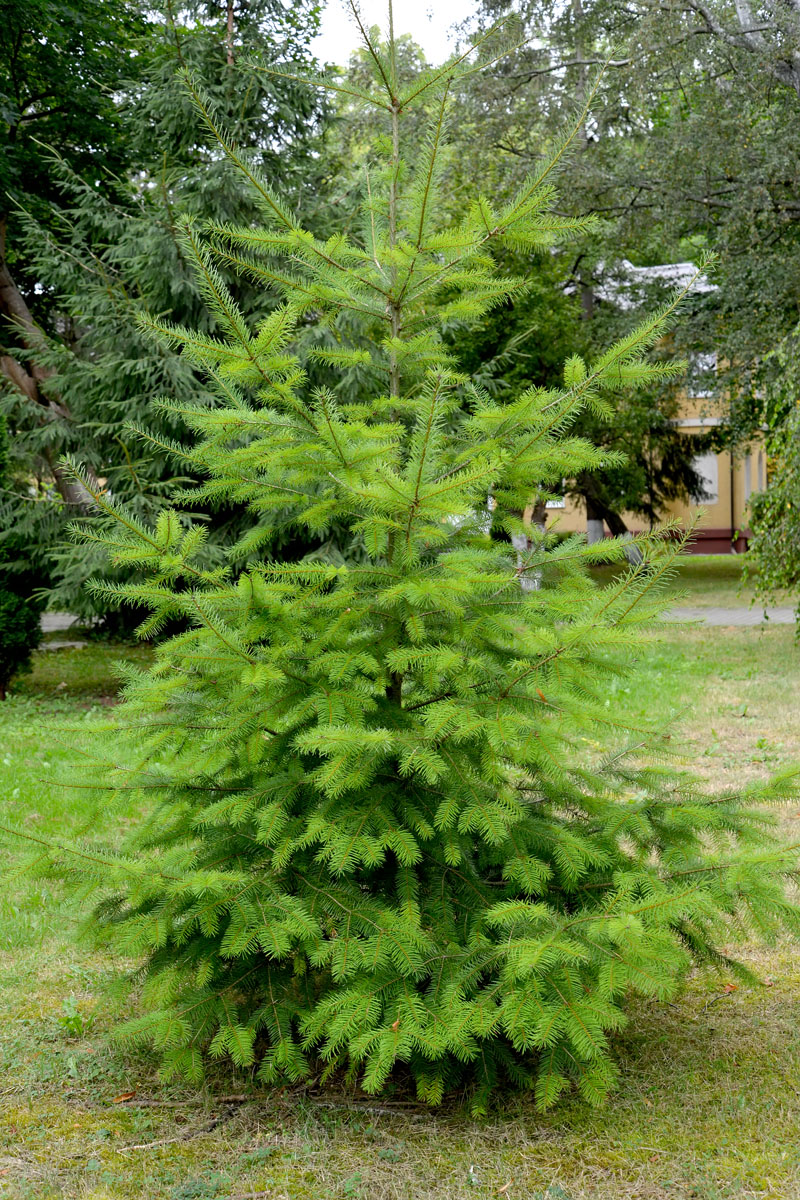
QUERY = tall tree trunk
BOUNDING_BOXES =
[226,0,235,65]
[0,216,94,509]
[572,0,596,325]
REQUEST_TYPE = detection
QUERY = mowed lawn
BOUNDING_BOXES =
[591,552,792,609]
[1,566,799,1200]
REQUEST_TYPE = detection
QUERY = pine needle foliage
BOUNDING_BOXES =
[30,6,800,1111]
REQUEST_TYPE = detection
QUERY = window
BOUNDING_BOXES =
[687,351,717,398]
[691,452,719,504]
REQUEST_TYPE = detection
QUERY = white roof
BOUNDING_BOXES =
[594,260,716,310]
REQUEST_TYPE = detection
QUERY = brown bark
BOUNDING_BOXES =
[522,498,548,536]
[226,0,235,66]
[0,217,94,509]
[591,499,628,539]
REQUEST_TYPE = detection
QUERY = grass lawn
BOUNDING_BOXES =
[1,621,799,1200]
[590,553,793,609]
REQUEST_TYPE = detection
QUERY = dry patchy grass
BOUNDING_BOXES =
[0,625,798,1200]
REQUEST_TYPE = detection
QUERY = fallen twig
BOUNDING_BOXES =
[304,1098,427,1120]
[221,1192,274,1200]
[117,1106,237,1152]
[700,993,734,1014]
[110,1093,257,1108]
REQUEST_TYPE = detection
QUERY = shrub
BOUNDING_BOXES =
[747,397,800,624]
[0,588,41,699]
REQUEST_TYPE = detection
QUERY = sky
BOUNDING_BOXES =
[310,0,477,67]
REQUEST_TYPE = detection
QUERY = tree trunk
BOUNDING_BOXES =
[0,217,95,510]
[511,498,548,591]
[685,0,800,97]
[226,0,235,65]
[583,492,643,565]
[585,496,605,545]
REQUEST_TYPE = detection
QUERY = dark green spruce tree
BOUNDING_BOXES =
[30,10,800,1110]
[0,0,329,622]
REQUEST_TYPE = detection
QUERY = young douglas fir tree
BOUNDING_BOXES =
[38,8,800,1110]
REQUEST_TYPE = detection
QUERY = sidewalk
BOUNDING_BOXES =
[664,606,795,626]
[42,607,795,636]
[39,612,86,649]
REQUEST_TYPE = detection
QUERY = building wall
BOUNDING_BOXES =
[544,395,766,554]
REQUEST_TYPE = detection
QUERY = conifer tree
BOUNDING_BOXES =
[0,0,329,623]
[29,7,800,1111]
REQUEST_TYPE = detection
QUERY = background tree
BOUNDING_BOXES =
[0,0,145,506]
[0,0,331,622]
[457,0,800,529]
[746,327,800,620]
[450,254,708,540]
[460,0,800,429]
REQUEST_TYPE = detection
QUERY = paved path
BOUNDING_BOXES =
[42,608,795,638]
[40,612,87,650]
[664,606,795,626]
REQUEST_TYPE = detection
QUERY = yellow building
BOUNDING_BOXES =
[545,262,765,553]
[546,400,766,553]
